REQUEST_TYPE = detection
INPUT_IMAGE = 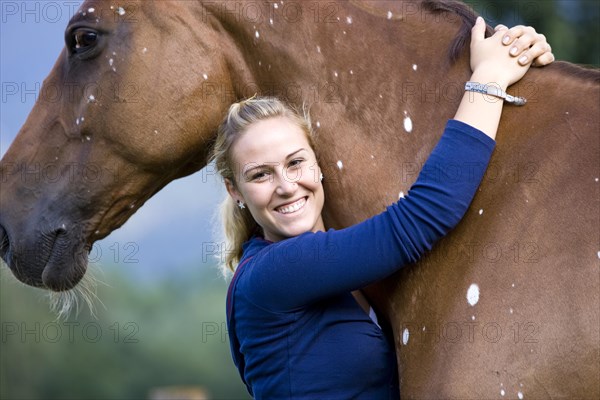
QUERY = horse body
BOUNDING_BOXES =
[0,0,598,397]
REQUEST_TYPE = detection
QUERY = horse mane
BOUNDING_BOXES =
[421,0,600,81]
[421,0,493,63]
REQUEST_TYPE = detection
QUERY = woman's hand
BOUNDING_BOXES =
[470,17,554,89]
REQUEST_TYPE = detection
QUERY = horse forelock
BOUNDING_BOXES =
[421,0,494,63]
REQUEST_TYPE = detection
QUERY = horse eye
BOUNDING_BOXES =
[73,29,98,51]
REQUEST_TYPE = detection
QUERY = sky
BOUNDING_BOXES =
[0,1,226,283]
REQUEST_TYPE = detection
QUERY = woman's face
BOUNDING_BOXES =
[226,116,325,243]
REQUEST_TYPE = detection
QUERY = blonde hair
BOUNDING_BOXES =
[210,97,316,273]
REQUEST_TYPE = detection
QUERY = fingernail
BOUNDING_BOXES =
[510,46,518,55]
[502,35,510,45]
[519,55,528,64]
[476,16,483,24]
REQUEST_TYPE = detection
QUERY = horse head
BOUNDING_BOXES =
[0,0,236,291]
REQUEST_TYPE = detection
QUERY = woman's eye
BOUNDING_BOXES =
[289,159,304,167]
[72,29,98,51]
[251,172,268,181]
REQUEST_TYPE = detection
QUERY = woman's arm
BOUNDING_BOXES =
[242,19,554,312]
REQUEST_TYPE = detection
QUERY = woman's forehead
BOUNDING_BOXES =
[232,117,312,164]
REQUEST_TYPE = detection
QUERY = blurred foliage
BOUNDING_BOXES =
[464,0,599,66]
[0,264,251,400]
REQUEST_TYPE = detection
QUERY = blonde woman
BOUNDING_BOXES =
[211,18,553,399]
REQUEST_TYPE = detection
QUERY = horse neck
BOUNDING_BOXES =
[199,1,469,101]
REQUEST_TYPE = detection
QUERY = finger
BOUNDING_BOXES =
[532,52,555,67]
[508,31,545,58]
[494,24,508,32]
[501,24,528,46]
[517,40,551,66]
[471,16,486,44]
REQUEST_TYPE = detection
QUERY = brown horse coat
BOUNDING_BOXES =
[0,1,598,397]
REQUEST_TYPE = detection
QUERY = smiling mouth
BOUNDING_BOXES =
[275,197,307,214]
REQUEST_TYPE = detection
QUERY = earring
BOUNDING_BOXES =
[237,200,245,209]
[320,173,324,182]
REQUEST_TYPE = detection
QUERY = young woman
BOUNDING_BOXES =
[211,17,554,399]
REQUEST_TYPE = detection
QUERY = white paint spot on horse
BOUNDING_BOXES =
[334,71,338,77]
[350,70,354,75]
[88,7,95,13]
[422,326,426,331]
[402,328,409,345]
[85,136,91,141]
[479,208,484,215]
[76,118,80,125]
[110,5,114,10]
[370,155,374,159]
[116,6,126,16]
[87,95,95,103]
[512,283,515,287]
[500,389,505,396]
[346,16,353,24]
[597,251,600,259]
[269,18,273,25]
[112,51,117,56]
[142,47,148,54]
[337,160,343,170]
[316,46,321,53]
[343,30,347,35]
[255,30,260,39]
[518,391,524,399]
[154,130,159,134]
[129,203,135,209]
[203,73,208,80]
[467,283,479,306]
[95,230,100,235]
[109,58,114,67]
[403,116,413,133]
[412,64,418,71]
[399,191,405,199]
[595,177,599,182]
[273,3,279,9]
[316,121,321,128]
[471,315,476,320]
[565,111,569,115]
[387,11,393,19]
[509,307,514,314]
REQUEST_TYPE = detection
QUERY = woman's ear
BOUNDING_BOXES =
[225,178,243,204]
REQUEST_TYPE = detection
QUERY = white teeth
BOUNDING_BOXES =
[277,198,306,214]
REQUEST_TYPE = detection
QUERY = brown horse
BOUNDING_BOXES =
[0,0,598,397]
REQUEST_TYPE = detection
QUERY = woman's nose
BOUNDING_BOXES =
[275,173,298,195]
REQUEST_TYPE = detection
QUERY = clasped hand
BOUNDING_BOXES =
[470,17,555,88]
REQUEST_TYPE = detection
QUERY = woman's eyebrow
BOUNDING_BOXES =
[242,149,308,178]
[286,148,307,159]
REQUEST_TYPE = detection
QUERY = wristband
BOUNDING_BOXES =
[464,81,527,106]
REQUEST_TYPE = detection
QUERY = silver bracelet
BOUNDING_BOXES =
[464,81,527,106]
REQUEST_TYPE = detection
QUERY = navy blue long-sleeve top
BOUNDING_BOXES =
[226,120,496,399]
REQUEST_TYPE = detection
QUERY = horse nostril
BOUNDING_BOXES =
[56,223,67,235]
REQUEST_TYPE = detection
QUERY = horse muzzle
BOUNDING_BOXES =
[0,222,88,291]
